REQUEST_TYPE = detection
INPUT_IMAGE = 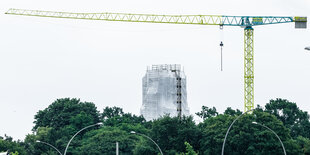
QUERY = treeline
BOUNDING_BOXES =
[1,98,310,154]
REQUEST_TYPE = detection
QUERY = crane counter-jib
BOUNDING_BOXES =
[5,8,307,112]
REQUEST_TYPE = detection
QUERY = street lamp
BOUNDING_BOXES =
[36,140,62,155]
[130,131,163,155]
[305,46,310,51]
[252,122,287,155]
[64,122,103,155]
[221,109,254,155]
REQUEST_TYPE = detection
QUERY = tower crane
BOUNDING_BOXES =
[5,8,307,113]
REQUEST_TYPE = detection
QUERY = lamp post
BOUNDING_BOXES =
[221,109,254,155]
[36,140,62,155]
[252,122,286,155]
[64,122,103,155]
[130,131,163,155]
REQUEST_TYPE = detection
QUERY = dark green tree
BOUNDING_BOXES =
[132,139,157,155]
[295,136,310,154]
[33,98,100,130]
[5,98,310,154]
[23,127,60,155]
[75,106,151,155]
[104,113,147,127]
[101,106,124,120]
[264,98,310,138]
[224,107,242,116]
[0,135,26,155]
[30,98,100,154]
[102,106,150,129]
[199,111,301,155]
[195,106,218,120]
[77,126,139,155]
[151,115,201,154]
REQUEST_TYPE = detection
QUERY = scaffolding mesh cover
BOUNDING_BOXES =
[140,64,190,121]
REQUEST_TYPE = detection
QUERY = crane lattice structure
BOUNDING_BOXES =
[5,8,307,112]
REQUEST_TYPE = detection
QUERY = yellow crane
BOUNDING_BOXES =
[5,8,307,113]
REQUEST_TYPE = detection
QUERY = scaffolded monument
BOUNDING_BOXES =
[140,64,190,121]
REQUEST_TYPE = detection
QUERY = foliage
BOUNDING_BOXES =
[151,115,201,154]
[263,98,310,139]
[295,136,310,154]
[11,151,19,155]
[33,98,100,131]
[78,126,139,155]
[199,111,300,154]
[195,106,218,120]
[30,98,101,154]
[184,141,198,155]
[3,98,310,154]
[224,107,242,116]
[0,135,26,155]
[101,106,124,120]
[23,127,60,155]
[104,112,148,127]
[132,139,157,155]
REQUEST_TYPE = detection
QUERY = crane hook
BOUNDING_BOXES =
[220,41,224,71]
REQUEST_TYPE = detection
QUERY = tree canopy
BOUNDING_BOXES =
[33,98,100,130]
[263,98,310,139]
[1,98,310,154]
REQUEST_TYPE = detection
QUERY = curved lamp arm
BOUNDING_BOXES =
[130,131,163,155]
[252,122,286,155]
[36,140,62,155]
[64,122,103,155]
[221,109,254,155]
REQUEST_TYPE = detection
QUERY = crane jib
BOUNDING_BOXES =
[5,8,305,27]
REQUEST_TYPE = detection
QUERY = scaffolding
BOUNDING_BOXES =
[141,64,190,120]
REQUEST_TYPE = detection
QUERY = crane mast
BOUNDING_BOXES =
[5,8,307,112]
[244,26,254,112]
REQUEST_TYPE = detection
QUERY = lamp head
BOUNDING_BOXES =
[305,46,310,51]
[130,131,136,134]
[252,121,258,124]
[97,122,103,125]
[36,140,41,142]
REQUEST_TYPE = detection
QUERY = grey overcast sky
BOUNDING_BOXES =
[1,0,309,140]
